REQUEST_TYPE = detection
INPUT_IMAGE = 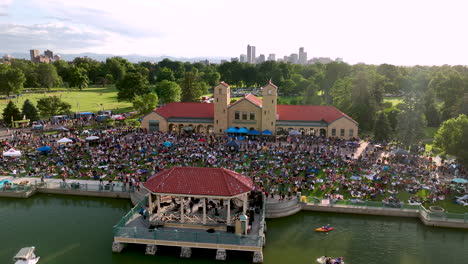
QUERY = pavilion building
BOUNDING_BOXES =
[142,81,358,139]
[112,167,266,262]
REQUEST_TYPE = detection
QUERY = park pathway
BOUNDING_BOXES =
[353,140,368,159]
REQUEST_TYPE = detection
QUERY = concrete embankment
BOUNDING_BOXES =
[264,196,468,229]
[265,198,302,219]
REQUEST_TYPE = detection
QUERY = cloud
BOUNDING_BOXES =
[0,22,113,52]
[33,0,164,38]
[0,0,12,16]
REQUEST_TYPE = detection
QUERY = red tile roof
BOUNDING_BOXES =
[230,93,262,108]
[219,81,230,87]
[277,105,357,124]
[155,102,214,119]
[143,167,253,197]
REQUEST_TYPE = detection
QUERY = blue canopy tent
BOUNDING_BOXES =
[261,129,273,136]
[237,127,249,134]
[238,136,246,140]
[163,141,172,148]
[37,146,51,152]
[248,130,260,136]
[226,127,239,133]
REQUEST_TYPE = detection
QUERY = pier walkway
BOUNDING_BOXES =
[0,176,133,199]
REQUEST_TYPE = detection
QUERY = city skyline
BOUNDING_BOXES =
[1,0,468,65]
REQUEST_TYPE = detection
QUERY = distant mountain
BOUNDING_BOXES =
[6,52,230,63]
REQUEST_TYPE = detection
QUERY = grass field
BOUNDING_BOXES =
[0,86,133,115]
[383,96,403,107]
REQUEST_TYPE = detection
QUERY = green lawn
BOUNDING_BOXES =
[0,86,133,114]
[383,96,403,107]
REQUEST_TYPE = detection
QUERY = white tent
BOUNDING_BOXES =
[57,137,73,143]
[289,130,302,136]
[2,148,22,157]
[86,136,100,141]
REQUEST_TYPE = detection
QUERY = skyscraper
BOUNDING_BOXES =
[44,49,53,59]
[240,54,247,63]
[289,53,298,64]
[30,49,39,62]
[299,47,307,65]
[258,54,265,63]
[247,45,252,64]
[267,54,276,61]
[251,46,256,64]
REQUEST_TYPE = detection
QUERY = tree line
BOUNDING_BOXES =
[1,58,467,136]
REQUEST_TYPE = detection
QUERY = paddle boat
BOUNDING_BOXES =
[315,225,334,232]
[316,256,345,264]
[13,247,40,264]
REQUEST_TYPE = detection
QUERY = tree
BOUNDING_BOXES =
[116,72,150,101]
[374,112,391,141]
[21,99,39,121]
[396,92,426,149]
[132,93,159,114]
[181,70,205,102]
[2,101,21,126]
[105,57,132,82]
[155,80,181,103]
[68,66,89,90]
[35,63,60,89]
[53,60,70,84]
[434,114,468,166]
[430,69,466,121]
[156,67,175,83]
[0,64,26,96]
[37,96,71,117]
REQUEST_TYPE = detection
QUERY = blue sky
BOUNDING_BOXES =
[1,0,468,65]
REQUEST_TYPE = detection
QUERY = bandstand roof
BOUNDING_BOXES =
[143,167,253,197]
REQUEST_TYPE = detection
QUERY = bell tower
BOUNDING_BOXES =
[213,82,230,133]
[261,81,277,132]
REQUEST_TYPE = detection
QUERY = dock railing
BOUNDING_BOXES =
[305,197,468,223]
[113,195,264,248]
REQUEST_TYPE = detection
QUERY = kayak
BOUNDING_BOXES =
[315,227,334,232]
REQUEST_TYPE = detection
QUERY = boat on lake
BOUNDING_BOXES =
[13,247,40,264]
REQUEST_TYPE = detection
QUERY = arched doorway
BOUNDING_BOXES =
[276,127,284,135]
[319,128,327,137]
[207,125,214,134]
[178,124,184,133]
[169,124,176,132]
[197,125,205,133]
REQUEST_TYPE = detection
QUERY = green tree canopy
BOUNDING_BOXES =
[132,93,159,114]
[374,112,392,141]
[21,99,39,121]
[156,67,175,83]
[116,72,150,101]
[0,64,26,96]
[35,63,61,89]
[434,114,468,166]
[37,96,72,117]
[155,80,181,104]
[396,92,426,149]
[2,101,21,126]
[181,70,205,102]
[68,66,89,90]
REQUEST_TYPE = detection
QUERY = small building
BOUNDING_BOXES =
[142,81,358,139]
[113,167,266,262]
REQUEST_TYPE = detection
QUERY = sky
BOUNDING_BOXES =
[1,0,468,65]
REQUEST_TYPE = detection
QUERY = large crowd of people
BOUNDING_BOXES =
[1,125,467,208]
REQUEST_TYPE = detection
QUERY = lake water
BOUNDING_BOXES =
[1,194,467,264]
